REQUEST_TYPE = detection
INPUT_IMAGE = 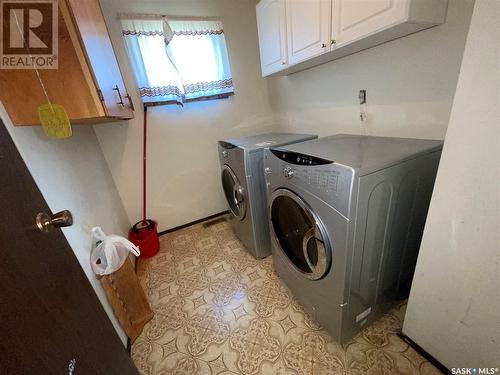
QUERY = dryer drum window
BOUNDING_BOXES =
[270,190,330,280]
[221,165,246,220]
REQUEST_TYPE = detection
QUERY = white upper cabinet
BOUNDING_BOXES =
[286,0,331,65]
[256,0,288,76]
[256,0,448,76]
[331,0,408,47]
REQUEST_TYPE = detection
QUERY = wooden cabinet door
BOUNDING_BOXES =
[331,0,408,48]
[0,7,104,126]
[286,0,331,65]
[256,0,287,76]
[66,0,133,119]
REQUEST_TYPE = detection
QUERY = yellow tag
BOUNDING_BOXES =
[38,104,72,139]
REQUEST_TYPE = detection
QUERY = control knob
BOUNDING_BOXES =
[283,166,295,179]
[222,150,228,158]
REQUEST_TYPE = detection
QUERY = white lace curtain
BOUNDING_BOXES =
[121,17,234,104]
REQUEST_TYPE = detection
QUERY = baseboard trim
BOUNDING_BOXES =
[157,211,229,236]
[397,333,450,374]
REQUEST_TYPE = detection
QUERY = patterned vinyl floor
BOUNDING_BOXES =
[132,217,441,375]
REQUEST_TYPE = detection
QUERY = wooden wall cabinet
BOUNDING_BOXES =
[0,0,134,126]
[256,0,449,77]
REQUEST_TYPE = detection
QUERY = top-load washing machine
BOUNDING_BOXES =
[218,133,317,258]
[264,134,442,343]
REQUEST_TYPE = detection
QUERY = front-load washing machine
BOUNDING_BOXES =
[218,133,317,258]
[264,134,442,343]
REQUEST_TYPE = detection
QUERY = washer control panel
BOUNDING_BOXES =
[298,168,340,192]
[268,149,353,218]
[271,149,332,166]
[283,166,295,179]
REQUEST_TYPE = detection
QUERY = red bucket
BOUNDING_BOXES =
[128,220,160,258]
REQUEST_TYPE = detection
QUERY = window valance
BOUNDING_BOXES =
[121,16,233,105]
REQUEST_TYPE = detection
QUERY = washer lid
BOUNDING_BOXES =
[270,189,331,280]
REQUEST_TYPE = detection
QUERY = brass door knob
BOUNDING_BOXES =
[36,210,73,233]
[331,39,336,45]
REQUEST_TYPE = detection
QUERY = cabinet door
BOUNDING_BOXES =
[286,0,331,65]
[66,0,134,119]
[331,0,408,47]
[0,8,104,126]
[256,0,287,76]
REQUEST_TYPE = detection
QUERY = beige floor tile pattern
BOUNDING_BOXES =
[132,217,442,375]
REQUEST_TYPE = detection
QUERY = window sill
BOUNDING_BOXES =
[143,92,234,107]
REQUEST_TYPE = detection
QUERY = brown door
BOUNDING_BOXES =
[65,0,134,119]
[0,120,138,375]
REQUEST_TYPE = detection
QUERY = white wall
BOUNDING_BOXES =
[1,105,130,345]
[95,0,474,233]
[403,0,500,368]
[267,0,474,140]
[95,0,277,232]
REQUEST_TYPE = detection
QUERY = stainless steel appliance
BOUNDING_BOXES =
[218,132,317,258]
[264,134,442,343]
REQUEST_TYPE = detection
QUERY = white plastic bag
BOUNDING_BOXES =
[90,226,140,276]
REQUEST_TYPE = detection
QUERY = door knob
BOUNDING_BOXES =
[36,210,73,232]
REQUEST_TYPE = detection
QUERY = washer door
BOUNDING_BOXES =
[270,189,331,280]
[221,164,247,220]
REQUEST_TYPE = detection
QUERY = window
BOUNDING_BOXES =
[121,17,234,105]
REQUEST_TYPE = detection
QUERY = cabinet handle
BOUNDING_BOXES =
[113,85,124,106]
[281,61,286,65]
[330,39,336,45]
[321,43,327,48]
[125,93,135,111]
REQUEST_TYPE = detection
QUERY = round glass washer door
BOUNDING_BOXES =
[221,164,246,220]
[270,189,331,280]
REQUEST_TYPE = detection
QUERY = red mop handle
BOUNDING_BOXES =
[143,106,148,222]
